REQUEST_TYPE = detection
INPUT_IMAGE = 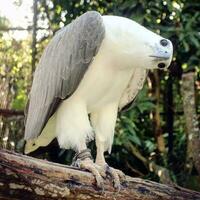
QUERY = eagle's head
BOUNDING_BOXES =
[108,17,173,70]
[146,37,173,70]
[126,20,173,70]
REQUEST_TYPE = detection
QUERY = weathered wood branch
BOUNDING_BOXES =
[0,149,200,200]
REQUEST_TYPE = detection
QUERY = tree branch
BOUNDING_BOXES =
[0,149,199,199]
[0,26,49,31]
[0,108,24,117]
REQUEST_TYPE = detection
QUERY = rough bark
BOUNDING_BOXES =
[0,149,200,200]
[182,72,200,175]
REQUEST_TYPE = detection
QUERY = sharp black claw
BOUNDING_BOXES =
[121,180,128,188]
[98,184,105,194]
[114,184,121,192]
[105,164,112,177]
[104,165,121,190]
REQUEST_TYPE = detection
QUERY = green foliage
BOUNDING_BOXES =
[0,16,9,37]
[0,37,31,110]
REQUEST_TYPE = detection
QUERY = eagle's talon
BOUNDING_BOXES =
[73,158,105,189]
[115,168,126,181]
[105,165,126,191]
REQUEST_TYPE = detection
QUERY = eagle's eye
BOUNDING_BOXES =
[158,63,166,69]
[160,39,168,47]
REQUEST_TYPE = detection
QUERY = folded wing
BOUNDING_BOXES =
[25,11,105,140]
[119,68,148,111]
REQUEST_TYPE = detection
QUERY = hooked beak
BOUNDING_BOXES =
[149,39,173,69]
[149,55,171,61]
[149,55,171,69]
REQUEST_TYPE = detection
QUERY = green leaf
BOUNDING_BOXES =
[190,35,200,48]
[126,126,142,146]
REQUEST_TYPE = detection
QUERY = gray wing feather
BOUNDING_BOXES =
[25,11,105,140]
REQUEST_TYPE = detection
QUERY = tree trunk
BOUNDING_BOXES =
[165,76,174,157]
[153,70,166,154]
[31,0,38,79]
[0,149,200,200]
[182,72,200,175]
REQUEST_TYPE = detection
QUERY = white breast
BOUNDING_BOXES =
[68,16,139,113]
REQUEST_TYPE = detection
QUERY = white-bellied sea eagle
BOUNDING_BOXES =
[24,11,173,189]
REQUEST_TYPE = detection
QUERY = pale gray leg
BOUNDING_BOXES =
[95,138,125,190]
[91,104,126,190]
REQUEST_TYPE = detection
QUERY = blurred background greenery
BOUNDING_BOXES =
[0,0,199,191]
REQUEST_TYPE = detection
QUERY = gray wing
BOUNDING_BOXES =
[25,11,105,140]
[119,68,148,112]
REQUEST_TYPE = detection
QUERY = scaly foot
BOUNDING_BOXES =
[72,149,126,190]
[71,149,105,189]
